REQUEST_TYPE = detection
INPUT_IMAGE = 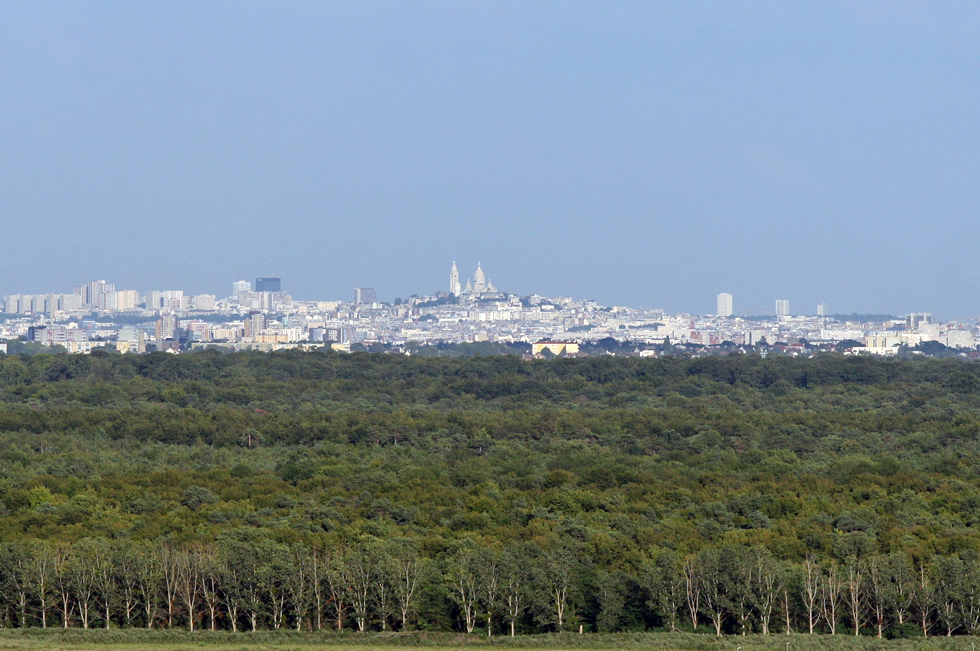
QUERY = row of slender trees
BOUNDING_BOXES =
[3,537,980,637]
[0,537,429,633]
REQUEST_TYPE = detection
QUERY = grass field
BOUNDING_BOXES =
[0,631,975,651]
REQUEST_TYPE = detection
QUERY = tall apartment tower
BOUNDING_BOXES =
[353,288,377,305]
[81,280,115,308]
[255,277,281,292]
[817,303,828,317]
[716,293,733,317]
[243,311,266,337]
[775,299,790,317]
[906,313,933,329]
[449,262,461,296]
[232,280,251,296]
[155,315,179,341]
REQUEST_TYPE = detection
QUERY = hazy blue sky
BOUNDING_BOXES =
[2,2,979,316]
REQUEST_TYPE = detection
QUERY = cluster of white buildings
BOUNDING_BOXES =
[4,281,218,318]
[0,270,976,356]
[711,294,976,355]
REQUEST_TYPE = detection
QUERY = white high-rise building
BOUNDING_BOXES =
[232,280,251,296]
[5,293,83,314]
[817,303,828,317]
[353,288,376,305]
[716,293,733,317]
[192,294,216,311]
[105,290,140,311]
[450,262,461,296]
[83,280,114,308]
[145,290,184,311]
[775,299,790,317]
[906,313,933,330]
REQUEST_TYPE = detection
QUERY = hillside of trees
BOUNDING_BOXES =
[2,351,980,636]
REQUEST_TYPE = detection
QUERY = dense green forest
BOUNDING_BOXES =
[3,351,980,637]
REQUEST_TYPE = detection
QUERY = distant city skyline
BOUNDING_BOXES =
[0,265,965,318]
[4,268,970,357]
[0,270,927,319]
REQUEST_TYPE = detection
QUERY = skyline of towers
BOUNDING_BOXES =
[713,294,837,318]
